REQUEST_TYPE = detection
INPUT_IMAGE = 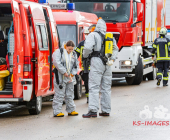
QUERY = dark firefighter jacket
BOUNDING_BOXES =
[75,40,90,72]
[152,35,170,61]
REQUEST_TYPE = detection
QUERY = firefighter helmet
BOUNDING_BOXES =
[84,27,90,34]
[88,24,96,33]
[159,27,167,35]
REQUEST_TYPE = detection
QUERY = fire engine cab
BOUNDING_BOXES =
[72,0,166,85]
[0,0,59,115]
[50,2,98,99]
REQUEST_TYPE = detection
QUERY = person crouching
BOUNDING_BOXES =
[52,40,79,117]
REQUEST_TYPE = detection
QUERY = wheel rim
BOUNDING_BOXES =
[37,96,42,111]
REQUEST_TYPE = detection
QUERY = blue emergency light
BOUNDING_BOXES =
[67,3,75,10]
[39,0,48,3]
[167,29,170,33]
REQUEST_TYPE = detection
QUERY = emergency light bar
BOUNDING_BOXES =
[22,0,47,3]
[39,0,48,3]
[49,3,75,10]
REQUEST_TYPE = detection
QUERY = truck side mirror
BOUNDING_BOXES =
[136,3,143,23]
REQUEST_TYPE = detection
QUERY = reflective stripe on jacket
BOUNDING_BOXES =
[152,36,170,61]
[75,40,90,70]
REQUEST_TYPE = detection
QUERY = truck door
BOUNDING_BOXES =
[11,0,24,98]
[28,5,50,97]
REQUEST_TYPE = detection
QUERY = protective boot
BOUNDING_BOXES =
[157,78,161,86]
[87,97,89,103]
[82,112,97,118]
[99,112,110,116]
[68,111,79,116]
[163,84,168,86]
[54,112,64,117]
[85,93,89,103]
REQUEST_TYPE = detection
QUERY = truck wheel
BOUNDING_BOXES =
[147,67,156,80]
[74,75,82,100]
[27,96,42,115]
[126,57,143,85]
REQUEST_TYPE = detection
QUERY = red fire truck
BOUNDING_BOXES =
[72,0,166,85]
[50,2,98,99]
[0,0,59,115]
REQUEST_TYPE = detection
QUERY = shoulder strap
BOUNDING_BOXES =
[94,31,105,42]
[60,48,63,55]
[60,48,63,60]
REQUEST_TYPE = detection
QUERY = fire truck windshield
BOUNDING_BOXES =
[57,25,77,47]
[74,2,130,22]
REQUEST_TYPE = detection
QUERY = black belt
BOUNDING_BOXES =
[91,51,107,65]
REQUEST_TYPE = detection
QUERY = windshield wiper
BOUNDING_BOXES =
[104,20,119,23]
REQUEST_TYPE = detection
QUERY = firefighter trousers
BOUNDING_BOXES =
[156,61,169,85]
[81,72,89,97]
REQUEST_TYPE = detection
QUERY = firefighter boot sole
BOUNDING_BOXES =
[82,115,97,118]
[99,112,110,116]
[157,79,161,86]
[82,112,97,118]
[68,114,78,116]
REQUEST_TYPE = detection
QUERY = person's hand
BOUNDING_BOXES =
[68,75,73,83]
[106,60,114,66]
[64,73,69,77]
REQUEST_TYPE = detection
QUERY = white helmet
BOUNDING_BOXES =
[159,27,167,35]
[84,27,90,34]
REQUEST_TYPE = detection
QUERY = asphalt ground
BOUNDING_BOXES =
[0,79,170,140]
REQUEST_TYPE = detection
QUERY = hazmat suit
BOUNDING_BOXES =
[82,19,119,117]
[52,48,79,116]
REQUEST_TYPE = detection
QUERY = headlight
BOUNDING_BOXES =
[120,60,132,69]
[124,61,132,65]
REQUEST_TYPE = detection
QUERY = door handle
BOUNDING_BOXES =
[31,58,37,62]
[48,56,50,63]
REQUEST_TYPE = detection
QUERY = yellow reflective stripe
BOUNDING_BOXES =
[168,42,170,46]
[85,93,89,97]
[157,57,170,60]
[80,46,84,69]
[157,45,160,58]
[157,73,163,76]
[82,66,90,70]
[165,44,168,57]
[152,53,155,56]
[153,44,157,48]
[75,48,81,53]
[163,78,168,80]
[80,46,84,60]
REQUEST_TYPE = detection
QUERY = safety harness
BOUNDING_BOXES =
[91,31,112,65]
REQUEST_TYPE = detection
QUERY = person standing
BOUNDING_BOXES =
[75,27,95,103]
[152,27,170,86]
[52,40,79,117]
[82,19,119,118]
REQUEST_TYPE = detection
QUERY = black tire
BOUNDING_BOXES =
[126,57,143,85]
[74,75,82,100]
[27,96,42,115]
[147,67,156,80]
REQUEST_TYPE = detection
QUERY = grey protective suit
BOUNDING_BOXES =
[52,48,79,115]
[83,19,119,113]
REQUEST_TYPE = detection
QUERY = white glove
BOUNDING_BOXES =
[106,60,114,66]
